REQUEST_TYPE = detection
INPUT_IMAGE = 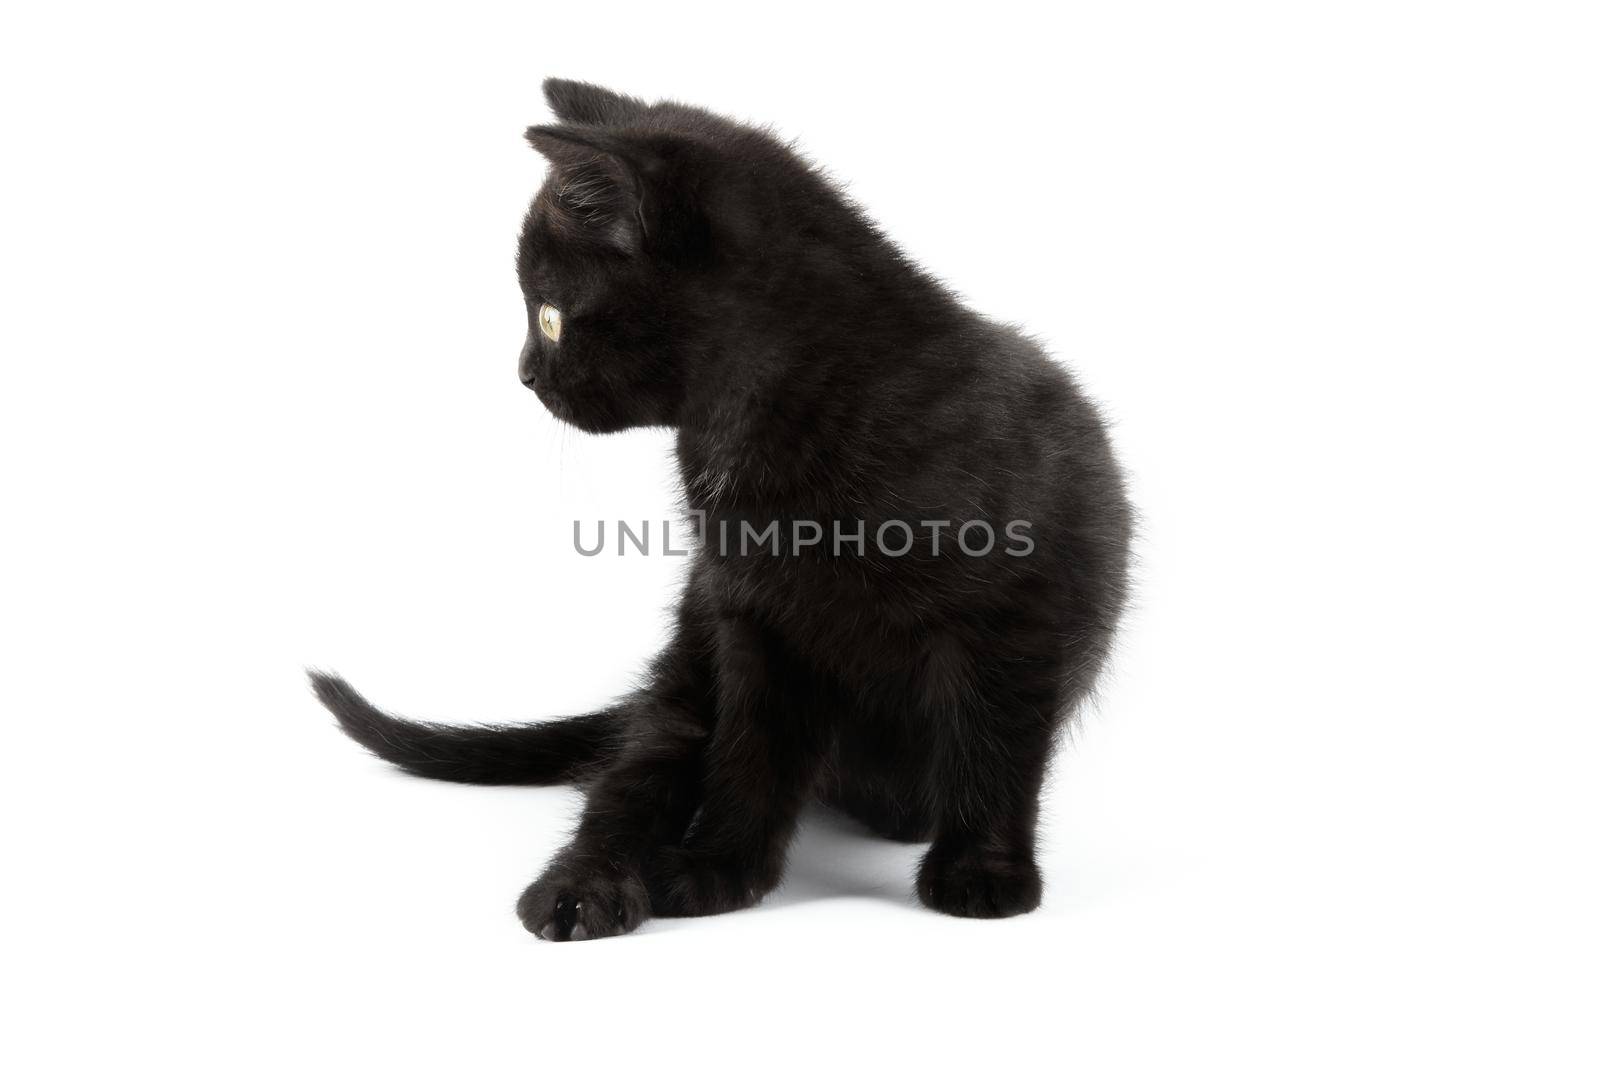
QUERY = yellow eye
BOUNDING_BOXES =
[538,303,562,343]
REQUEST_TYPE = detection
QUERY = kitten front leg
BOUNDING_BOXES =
[518,611,714,941]
[644,614,827,918]
[516,726,704,939]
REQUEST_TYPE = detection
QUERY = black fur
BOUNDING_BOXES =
[312,79,1132,939]
[309,672,621,785]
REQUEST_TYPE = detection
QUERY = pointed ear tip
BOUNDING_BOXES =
[543,77,610,110]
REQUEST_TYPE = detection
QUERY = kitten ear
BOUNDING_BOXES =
[525,124,645,170]
[525,123,660,254]
[542,78,648,125]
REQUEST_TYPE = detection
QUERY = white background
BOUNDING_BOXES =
[3,2,1596,1063]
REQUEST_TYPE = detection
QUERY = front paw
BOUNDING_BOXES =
[644,846,771,918]
[517,855,649,941]
[916,846,1042,919]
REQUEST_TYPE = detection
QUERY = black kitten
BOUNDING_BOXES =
[311,79,1131,940]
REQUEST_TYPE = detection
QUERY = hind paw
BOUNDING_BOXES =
[644,846,772,918]
[916,846,1042,919]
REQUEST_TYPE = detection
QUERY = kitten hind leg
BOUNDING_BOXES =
[644,614,830,917]
[914,640,1084,919]
[820,720,939,843]
[821,777,937,843]
[915,750,1049,917]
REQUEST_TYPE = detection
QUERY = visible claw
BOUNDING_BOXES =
[518,865,648,941]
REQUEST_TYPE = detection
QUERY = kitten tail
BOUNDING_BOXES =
[307,671,621,785]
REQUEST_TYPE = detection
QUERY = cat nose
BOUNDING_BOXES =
[518,333,539,388]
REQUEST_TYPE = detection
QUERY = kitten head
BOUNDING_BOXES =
[516,79,936,439]
[515,80,718,434]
